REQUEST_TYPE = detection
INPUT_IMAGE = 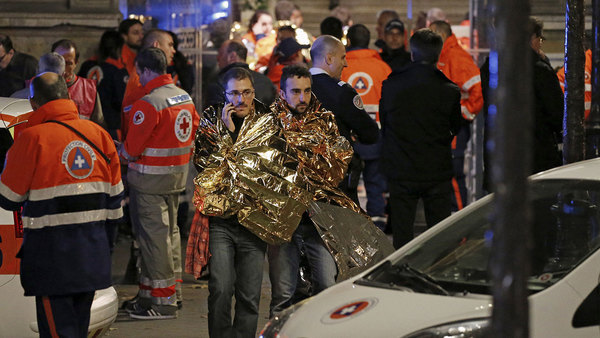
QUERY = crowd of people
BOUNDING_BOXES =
[0,4,568,337]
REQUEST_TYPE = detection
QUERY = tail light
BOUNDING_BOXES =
[13,207,23,238]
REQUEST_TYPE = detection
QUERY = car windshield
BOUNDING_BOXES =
[364,179,600,295]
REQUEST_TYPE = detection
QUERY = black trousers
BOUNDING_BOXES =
[35,291,95,338]
[389,180,452,249]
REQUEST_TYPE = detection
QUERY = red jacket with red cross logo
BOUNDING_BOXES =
[341,48,392,122]
[437,34,483,121]
[121,74,199,192]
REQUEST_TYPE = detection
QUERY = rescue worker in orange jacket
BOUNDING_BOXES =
[52,39,106,128]
[557,48,591,120]
[430,21,483,211]
[119,48,198,320]
[0,72,123,337]
[122,29,176,140]
[340,24,391,230]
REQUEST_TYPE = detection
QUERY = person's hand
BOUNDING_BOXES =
[222,103,236,132]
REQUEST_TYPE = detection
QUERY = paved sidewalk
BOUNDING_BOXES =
[105,236,272,338]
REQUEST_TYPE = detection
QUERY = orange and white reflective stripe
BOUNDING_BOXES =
[28,181,123,201]
[461,106,477,121]
[140,276,177,305]
[23,209,124,229]
[128,163,189,175]
[462,75,481,92]
[142,146,192,157]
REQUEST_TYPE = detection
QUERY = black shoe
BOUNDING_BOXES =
[177,301,182,310]
[121,296,141,313]
[129,306,177,320]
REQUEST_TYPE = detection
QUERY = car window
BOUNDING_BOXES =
[384,179,600,295]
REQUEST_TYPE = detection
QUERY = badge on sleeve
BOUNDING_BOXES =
[353,95,364,110]
[133,110,145,125]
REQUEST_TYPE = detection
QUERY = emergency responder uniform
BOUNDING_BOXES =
[557,49,591,119]
[437,33,483,211]
[310,68,379,204]
[119,74,198,318]
[341,48,391,229]
[0,98,123,337]
[66,75,105,127]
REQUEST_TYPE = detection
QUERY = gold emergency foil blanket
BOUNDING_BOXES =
[193,105,311,244]
[273,96,361,214]
[308,201,395,282]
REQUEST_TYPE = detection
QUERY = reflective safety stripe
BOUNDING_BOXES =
[0,180,25,203]
[128,163,189,175]
[28,181,123,201]
[119,145,136,162]
[585,101,591,110]
[559,81,565,88]
[79,115,90,120]
[461,106,476,121]
[22,208,124,229]
[363,104,379,113]
[462,75,481,91]
[141,275,177,289]
[585,84,592,91]
[140,276,177,305]
[142,146,192,157]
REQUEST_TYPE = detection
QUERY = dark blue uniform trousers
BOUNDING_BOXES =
[35,291,95,338]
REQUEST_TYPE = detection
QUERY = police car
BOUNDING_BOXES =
[0,97,118,337]
[260,159,600,337]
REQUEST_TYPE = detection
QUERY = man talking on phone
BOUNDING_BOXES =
[195,66,271,338]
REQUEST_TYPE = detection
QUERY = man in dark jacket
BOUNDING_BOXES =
[309,35,379,204]
[0,34,37,97]
[379,19,412,71]
[203,39,277,109]
[380,29,461,248]
[481,17,563,191]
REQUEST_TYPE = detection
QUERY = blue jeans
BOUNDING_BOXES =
[208,220,266,338]
[268,221,337,316]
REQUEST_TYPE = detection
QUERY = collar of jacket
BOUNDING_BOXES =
[26,99,79,128]
[440,34,460,59]
[105,57,125,69]
[346,48,384,61]
[143,74,174,93]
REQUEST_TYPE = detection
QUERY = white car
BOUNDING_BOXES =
[0,97,118,337]
[260,159,600,337]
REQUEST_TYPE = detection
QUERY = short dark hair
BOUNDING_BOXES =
[320,17,343,39]
[347,24,370,48]
[409,28,443,63]
[51,39,79,62]
[280,64,311,92]
[99,30,124,61]
[227,40,248,61]
[248,10,272,33]
[119,18,143,35]
[0,34,13,53]
[135,47,167,74]
[221,66,254,89]
[275,0,299,21]
[30,73,69,106]
[528,17,544,38]
[141,29,170,49]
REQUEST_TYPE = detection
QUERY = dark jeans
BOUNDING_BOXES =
[208,220,266,338]
[389,180,452,249]
[267,221,337,317]
[35,291,95,338]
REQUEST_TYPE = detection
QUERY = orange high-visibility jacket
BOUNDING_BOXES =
[341,48,392,122]
[121,74,199,178]
[557,49,591,119]
[437,34,483,121]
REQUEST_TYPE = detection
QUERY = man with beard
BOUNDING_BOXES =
[267,65,349,317]
[198,66,270,337]
[119,19,144,75]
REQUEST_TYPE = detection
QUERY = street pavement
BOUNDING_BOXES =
[105,190,424,337]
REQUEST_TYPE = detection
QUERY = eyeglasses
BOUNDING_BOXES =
[225,89,254,99]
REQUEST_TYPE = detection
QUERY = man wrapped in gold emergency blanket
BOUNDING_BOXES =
[193,96,393,281]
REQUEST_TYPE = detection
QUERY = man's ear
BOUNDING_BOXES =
[227,51,238,64]
[152,40,160,48]
[279,88,285,98]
